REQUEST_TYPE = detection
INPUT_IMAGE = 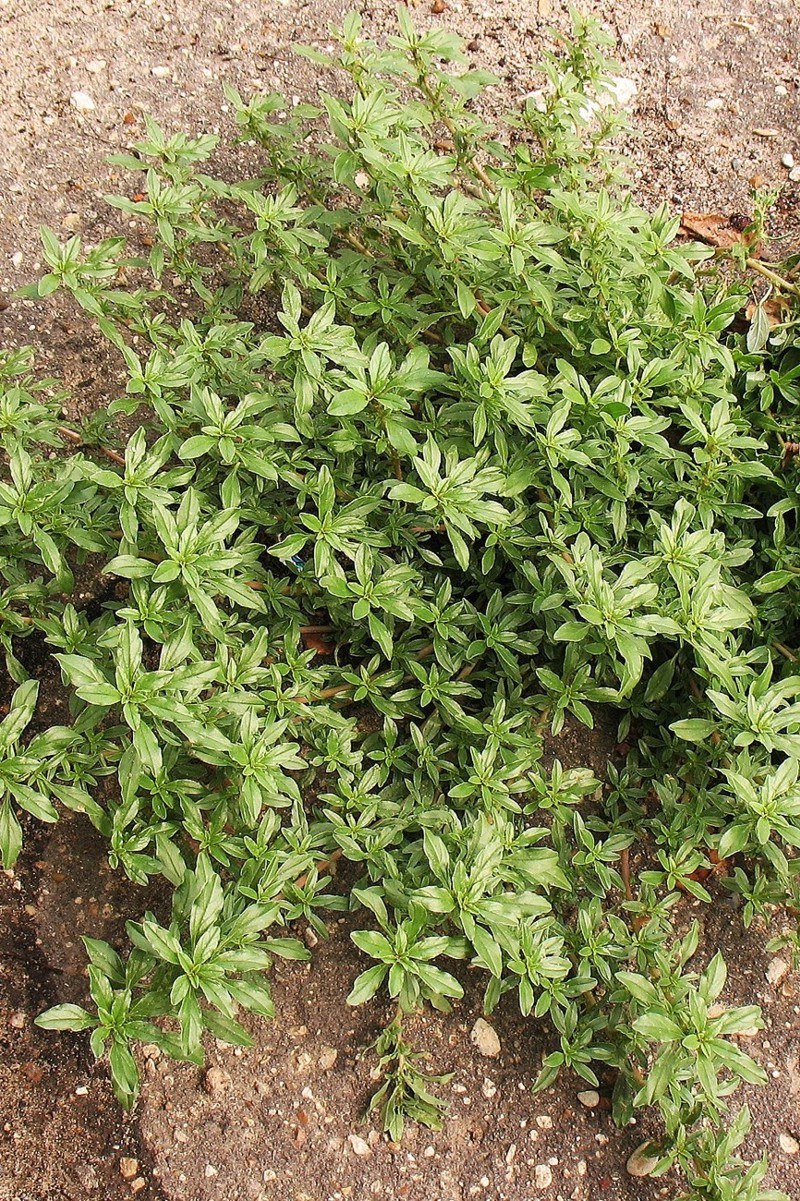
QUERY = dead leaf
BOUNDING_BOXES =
[431,0,446,11]
[303,633,334,656]
[745,294,789,327]
[679,211,743,249]
[753,128,780,138]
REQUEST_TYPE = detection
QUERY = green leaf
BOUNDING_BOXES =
[35,1003,97,1032]
[670,718,718,742]
[747,300,771,354]
[0,801,22,868]
[632,1013,683,1042]
[109,1039,140,1109]
[347,964,388,1006]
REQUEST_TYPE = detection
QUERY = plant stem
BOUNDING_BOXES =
[57,427,126,466]
[746,258,800,298]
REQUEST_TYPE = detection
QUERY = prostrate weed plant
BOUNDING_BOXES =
[1,8,798,1196]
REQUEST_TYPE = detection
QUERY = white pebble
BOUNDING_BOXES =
[766,957,789,986]
[777,85,789,96]
[533,1163,553,1189]
[626,1142,659,1177]
[705,98,725,111]
[780,1132,799,1155]
[85,59,106,73]
[790,166,800,182]
[577,1090,600,1108]
[782,153,795,168]
[603,76,637,106]
[470,1018,501,1058]
[348,1134,371,1157]
[10,251,23,269]
[151,65,171,78]
[204,1165,218,1178]
[70,91,95,112]
[524,89,547,113]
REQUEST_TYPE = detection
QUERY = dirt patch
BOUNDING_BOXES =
[0,817,164,1201]
[137,874,800,1201]
[2,1,800,1199]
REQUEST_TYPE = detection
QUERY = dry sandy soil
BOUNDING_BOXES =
[1,1,800,1199]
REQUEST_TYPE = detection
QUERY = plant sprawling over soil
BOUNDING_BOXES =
[3,9,799,1197]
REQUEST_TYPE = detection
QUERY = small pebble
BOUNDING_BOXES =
[318,1046,338,1071]
[85,59,106,73]
[535,1116,553,1130]
[151,66,171,78]
[533,1163,553,1189]
[782,152,795,168]
[10,252,23,269]
[75,1085,88,1096]
[74,1164,98,1191]
[790,166,800,183]
[349,1134,371,1157]
[777,85,789,96]
[204,1165,218,1179]
[119,1158,138,1180]
[577,1090,600,1108]
[767,957,790,986]
[626,1142,660,1178]
[470,1018,501,1058]
[70,91,95,112]
[130,1180,146,1195]
[733,1024,761,1039]
[204,1066,232,1096]
[62,214,82,232]
[603,76,637,106]
[780,1132,800,1155]
[9,1011,26,1029]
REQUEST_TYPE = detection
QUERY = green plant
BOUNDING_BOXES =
[0,8,795,1197]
